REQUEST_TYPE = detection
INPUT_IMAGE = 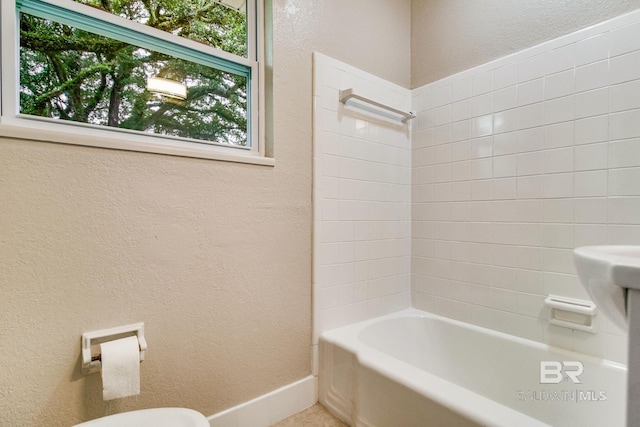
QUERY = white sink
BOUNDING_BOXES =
[573,245,640,331]
[72,408,209,427]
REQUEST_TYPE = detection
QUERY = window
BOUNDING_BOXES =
[0,0,270,164]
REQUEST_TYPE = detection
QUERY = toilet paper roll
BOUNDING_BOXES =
[100,336,140,400]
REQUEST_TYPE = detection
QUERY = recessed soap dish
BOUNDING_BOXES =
[545,295,598,333]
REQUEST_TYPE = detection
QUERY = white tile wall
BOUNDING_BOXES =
[411,9,640,364]
[312,53,412,349]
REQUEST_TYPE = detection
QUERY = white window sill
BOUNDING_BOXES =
[0,118,275,166]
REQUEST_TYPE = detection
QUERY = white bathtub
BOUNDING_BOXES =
[319,308,626,427]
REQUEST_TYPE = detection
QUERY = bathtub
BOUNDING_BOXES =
[319,308,626,427]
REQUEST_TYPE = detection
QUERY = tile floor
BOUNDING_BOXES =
[272,404,347,427]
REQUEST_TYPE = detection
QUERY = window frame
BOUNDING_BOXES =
[0,0,271,165]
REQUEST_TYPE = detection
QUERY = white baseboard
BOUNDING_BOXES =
[207,376,318,427]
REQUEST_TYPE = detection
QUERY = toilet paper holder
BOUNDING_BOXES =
[81,322,147,374]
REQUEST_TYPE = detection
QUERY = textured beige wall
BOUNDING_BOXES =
[412,0,640,87]
[0,1,410,426]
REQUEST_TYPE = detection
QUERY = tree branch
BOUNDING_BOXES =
[34,62,115,108]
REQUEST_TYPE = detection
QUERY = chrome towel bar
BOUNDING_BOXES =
[339,88,416,123]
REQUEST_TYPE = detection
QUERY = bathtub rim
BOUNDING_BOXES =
[319,307,626,427]
[321,307,626,370]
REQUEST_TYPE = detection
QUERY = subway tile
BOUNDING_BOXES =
[493,223,518,245]
[610,109,640,140]
[494,63,518,90]
[545,122,574,149]
[416,89,435,112]
[433,84,453,107]
[451,120,472,142]
[517,199,544,223]
[433,105,452,126]
[434,143,452,164]
[472,93,494,117]
[493,132,519,156]
[545,69,575,100]
[518,102,545,129]
[413,128,434,149]
[574,87,609,119]
[452,78,473,101]
[610,50,640,85]
[451,140,472,162]
[471,179,493,200]
[543,198,574,223]
[433,124,452,145]
[574,224,608,247]
[434,163,452,183]
[452,201,472,222]
[574,197,608,224]
[542,272,584,299]
[451,181,472,201]
[473,70,494,96]
[608,225,640,244]
[515,269,545,294]
[575,60,609,92]
[492,246,519,268]
[492,200,518,222]
[610,79,640,113]
[320,153,340,177]
[518,78,544,106]
[609,167,640,196]
[433,182,452,202]
[472,115,494,137]
[608,197,640,224]
[320,176,341,199]
[543,224,574,248]
[543,95,574,125]
[546,43,576,75]
[543,248,575,274]
[517,151,544,176]
[451,99,472,122]
[517,223,544,246]
[451,241,471,260]
[543,173,573,198]
[575,32,610,67]
[470,200,494,222]
[406,11,640,356]
[517,246,545,271]
[517,175,544,199]
[493,109,518,134]
[471,136,493,158]
[610,21,640,57]
[519,53,546,83]
[575,115,609,145]
[470,222,494,242]
[518,127,545,153]
[492,178,517,200]
[609,138,640,168]
[516,292,546,318]
[494,86,518,112]
[415,148,434,168]
[574,143,608,171]
[543,147,573,174]
[493,155,517,178]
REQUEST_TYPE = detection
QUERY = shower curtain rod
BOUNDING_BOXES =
[338,88,416,123]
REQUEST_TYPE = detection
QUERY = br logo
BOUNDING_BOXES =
[539,361,584,384]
